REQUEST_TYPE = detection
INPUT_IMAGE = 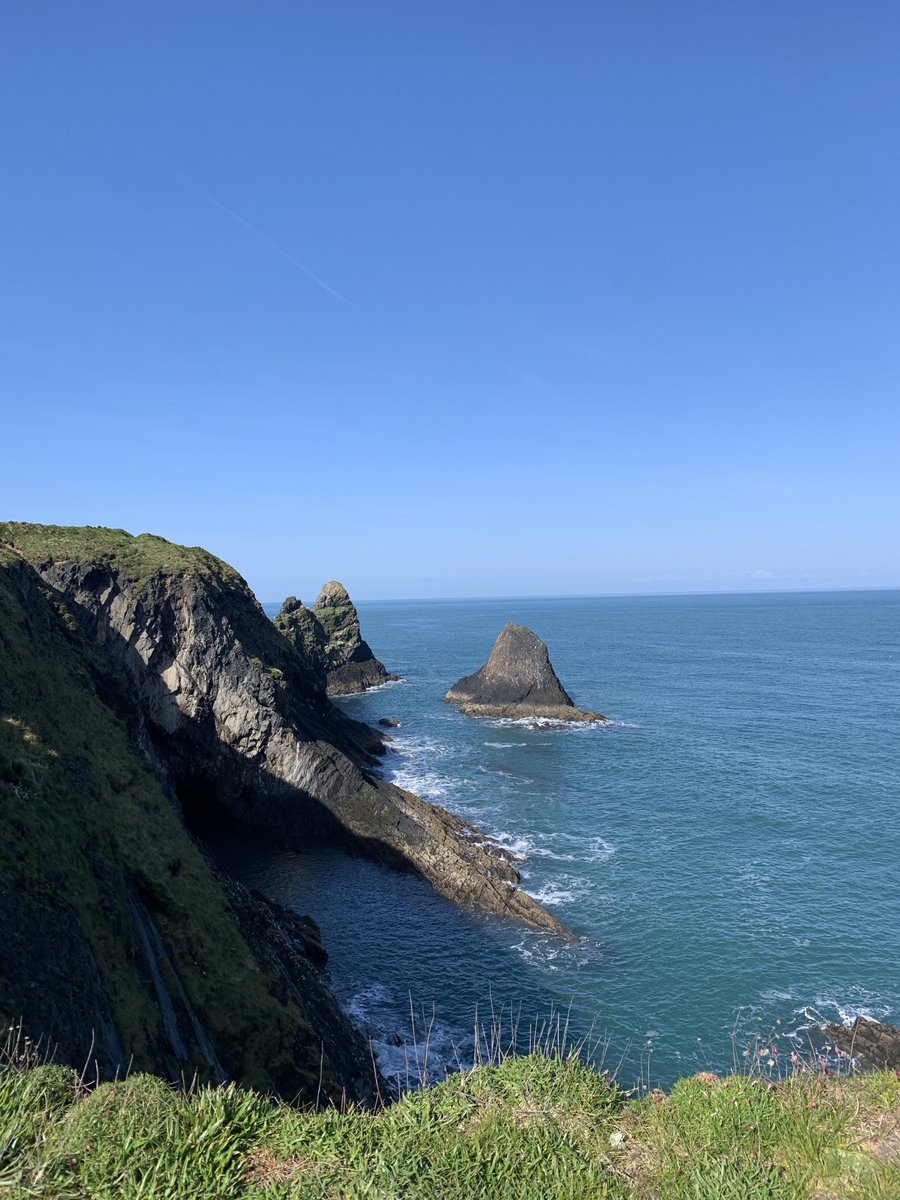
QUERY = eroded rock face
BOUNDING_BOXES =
[276,582,398,695]
[446,623,607,723]
[1,526,568,939]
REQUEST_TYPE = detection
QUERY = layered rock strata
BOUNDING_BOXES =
[446,623,607,723]
[276,582,398,695]
[0,525,567,942]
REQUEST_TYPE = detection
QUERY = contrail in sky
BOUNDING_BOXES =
[136,145,349,303]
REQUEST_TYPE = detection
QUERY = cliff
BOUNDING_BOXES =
[275,581,398,695]
[0,525,569,938]
[0,544,376,1102]
[446,623,607,722]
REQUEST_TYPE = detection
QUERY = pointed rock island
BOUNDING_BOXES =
[276,581,399,695]
[446,623,607,723]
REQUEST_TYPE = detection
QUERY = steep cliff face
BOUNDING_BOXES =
[0,546,377,1102]
[447,623,607,723]
[0,525,568,939]
[276,582,399,695]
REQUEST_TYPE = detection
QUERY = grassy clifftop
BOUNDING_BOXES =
[1,1051,898,1198]
[0,523,243,591]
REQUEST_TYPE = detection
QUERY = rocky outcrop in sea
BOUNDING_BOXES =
[275,581,399,695]
[446,622,607,723]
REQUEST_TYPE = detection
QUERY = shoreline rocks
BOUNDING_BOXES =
[826,1017,900,1071]
[446,623,607,723]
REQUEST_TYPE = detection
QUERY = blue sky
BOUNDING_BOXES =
[2,2,898,600]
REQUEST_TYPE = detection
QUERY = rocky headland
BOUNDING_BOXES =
[275,581,399,695]
[446,622,607,723]
[0,523,570,1099]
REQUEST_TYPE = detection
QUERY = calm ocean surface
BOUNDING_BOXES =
[211,591,899,1090]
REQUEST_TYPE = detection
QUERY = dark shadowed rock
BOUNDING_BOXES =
[276,582,399,695]
[826,1017,900,1071]
[446,623,607,723]
[378,717,401,728]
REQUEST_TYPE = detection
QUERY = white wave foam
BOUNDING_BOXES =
[484,716,638,732]
[584,836,616,863]
[336,677,408,698]
[485,716,593,730]
[345,981,392,1022]
[485,829,616,868]
[783,991,895,1047]
[383,732,460,803]
[508,933,599,972]
[343,981,473,1093]
[489,830,536,859]
[483,741,526,748]
[526,875,594,907]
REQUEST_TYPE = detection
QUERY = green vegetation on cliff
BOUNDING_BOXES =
[0,522,243,592]
[0,545,368,1100]
[1,1051,898,1199]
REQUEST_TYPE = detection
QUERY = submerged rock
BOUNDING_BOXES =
[446,623,606,723]
[276,582,399,695]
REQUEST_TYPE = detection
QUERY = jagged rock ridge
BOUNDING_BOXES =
[446,623,607,723]
[0,524,568,944]
[275,581,399,695]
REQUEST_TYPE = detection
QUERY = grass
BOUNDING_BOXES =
[0,1043,898,1199]
[0,522,243,592]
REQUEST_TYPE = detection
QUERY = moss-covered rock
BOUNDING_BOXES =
[275,581,399,695]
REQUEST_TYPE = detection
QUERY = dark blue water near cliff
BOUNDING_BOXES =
[211,591,899,1090]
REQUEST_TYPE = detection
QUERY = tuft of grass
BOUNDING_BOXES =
[618,1068,900,1200]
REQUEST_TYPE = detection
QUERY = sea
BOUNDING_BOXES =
[208,590,899,1092]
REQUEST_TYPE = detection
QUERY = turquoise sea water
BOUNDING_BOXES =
[211,591,899,1090]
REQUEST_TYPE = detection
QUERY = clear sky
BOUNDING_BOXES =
[2,2,898,601]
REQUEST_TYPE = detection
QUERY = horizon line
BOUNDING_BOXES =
[261,584,900,607]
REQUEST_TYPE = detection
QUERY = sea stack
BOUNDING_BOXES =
[446,623,607,723]
[276,581,399,695]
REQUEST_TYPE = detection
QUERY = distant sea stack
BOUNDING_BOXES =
[446,623,607,723]
[275,581,399,695]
